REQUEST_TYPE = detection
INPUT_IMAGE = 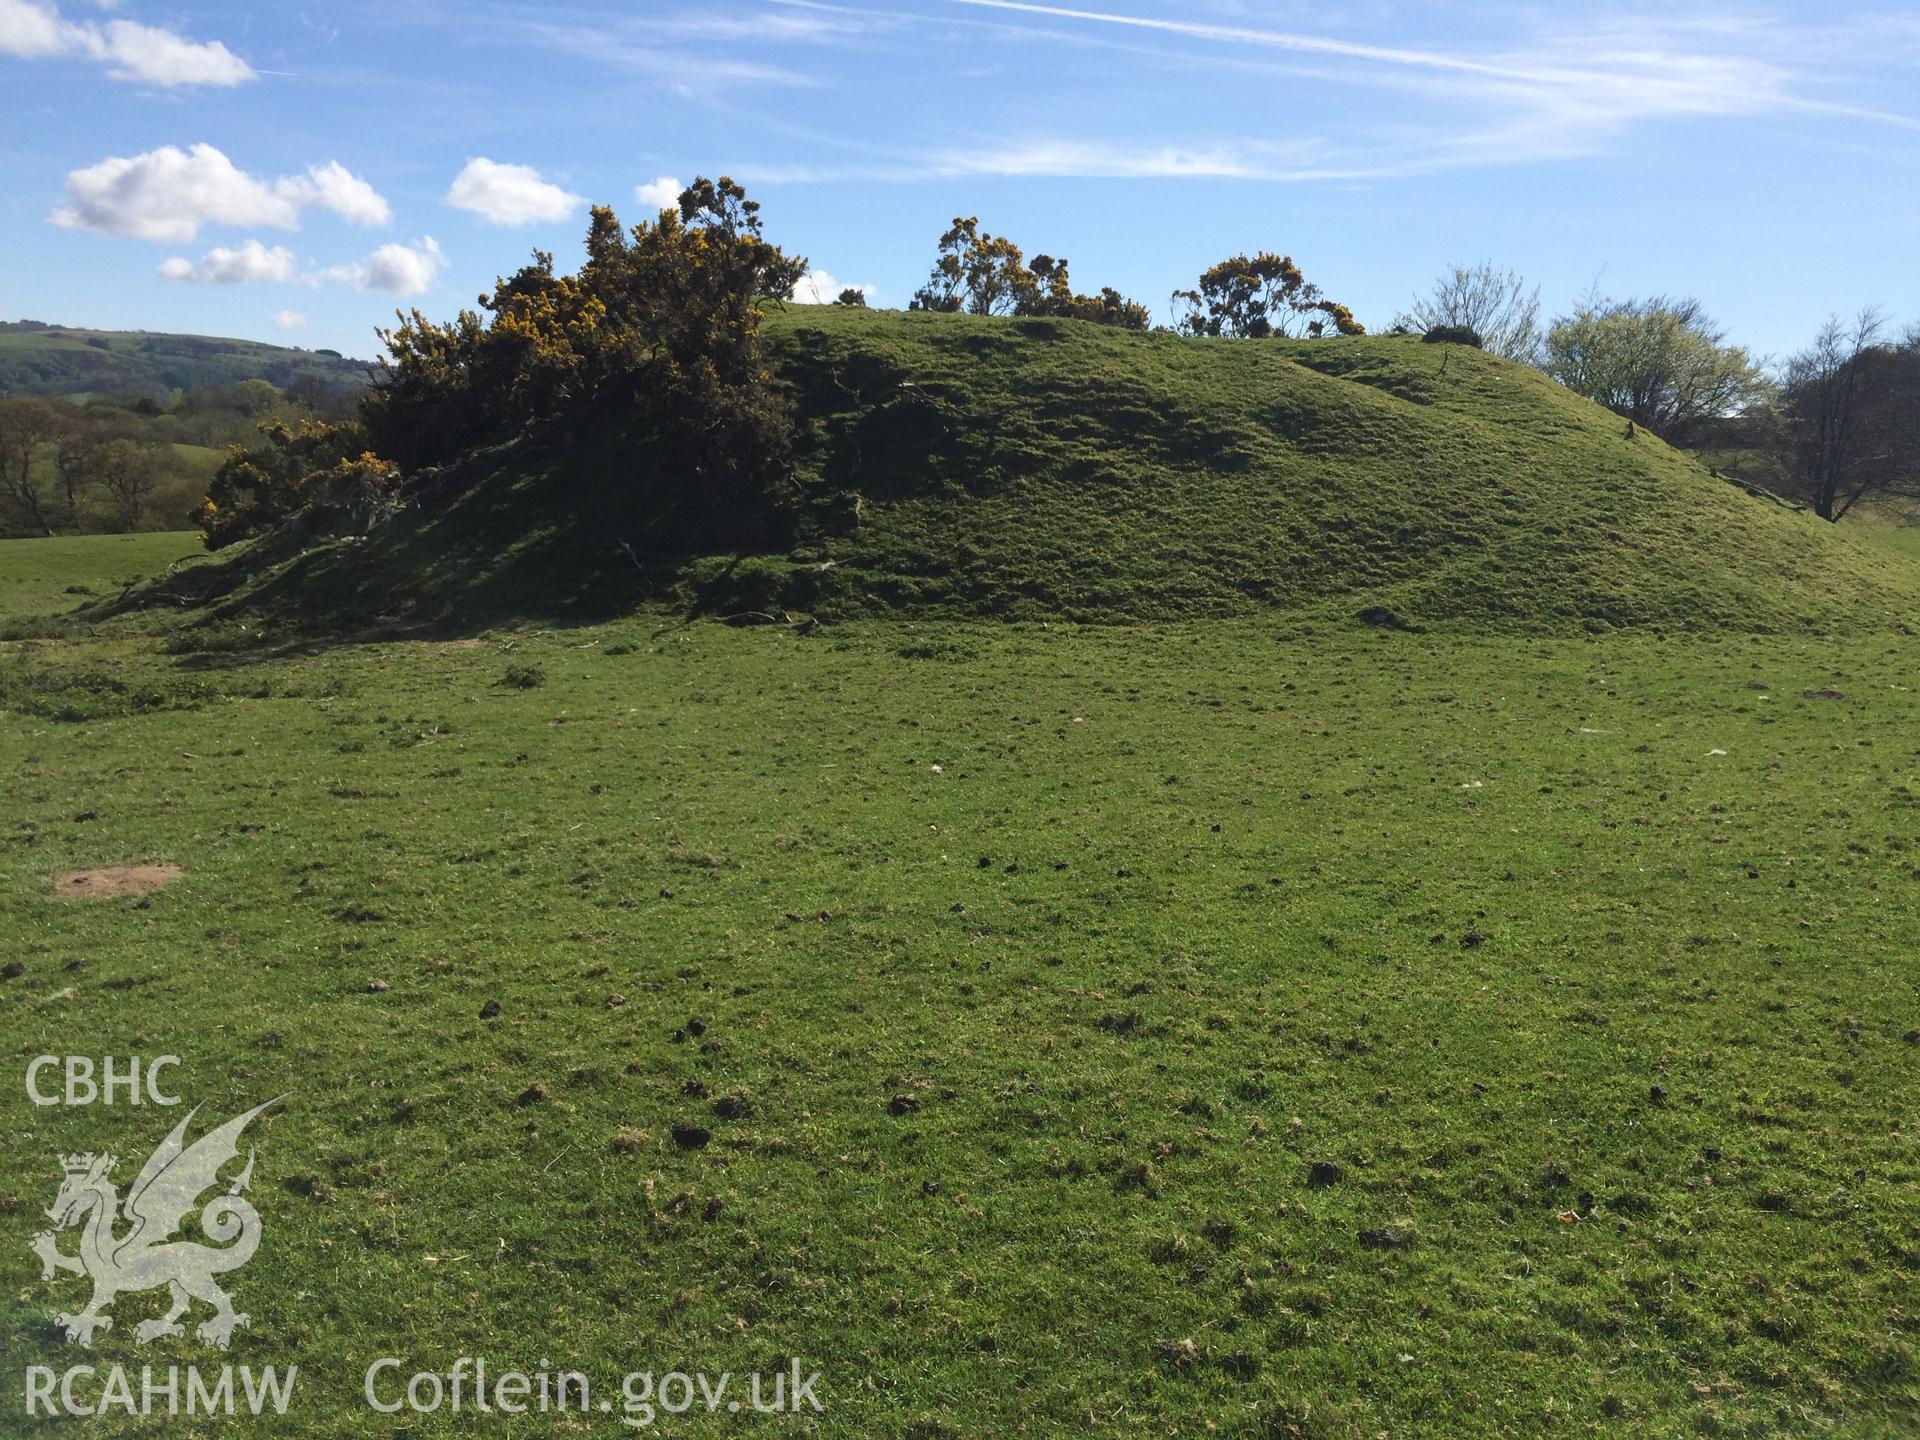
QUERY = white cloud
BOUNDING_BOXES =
[90,18,252,85]
[790,269,874,304]
[0,0,253,85]
[272,309,307,331]
[50,145,390,243]
[634,175,682,210]
[324,237,444,297]
[157,238,298,284]
[54,145,295,241]
[446,158,581,226]
[0,0,68,55]
[361,238,443,295]
[280,160,392,227]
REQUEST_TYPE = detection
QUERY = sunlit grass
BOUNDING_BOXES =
[4,529,1915,1434]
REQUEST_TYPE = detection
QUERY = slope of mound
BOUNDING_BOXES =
[756,307,1919,630]
[137,307,1920,637]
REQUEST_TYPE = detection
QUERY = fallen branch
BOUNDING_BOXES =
[649,609,816,640]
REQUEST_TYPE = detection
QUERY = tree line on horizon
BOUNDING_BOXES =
[1,177,1913,541]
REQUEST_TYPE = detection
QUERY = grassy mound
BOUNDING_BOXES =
[137,307,1920,636]
[764,307,1918,629]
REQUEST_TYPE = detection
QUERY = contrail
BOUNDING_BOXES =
[939,0,1535,81]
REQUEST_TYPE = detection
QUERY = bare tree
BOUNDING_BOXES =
[52,414,118,527]
[97,439,166,532]
[1778,307,1919,521]
[1394,261,1542,363]
[0,396,65,534]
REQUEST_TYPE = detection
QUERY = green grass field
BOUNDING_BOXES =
[1848,502,1920,565]
[0,531,205,621]
[3,532,1916,1436]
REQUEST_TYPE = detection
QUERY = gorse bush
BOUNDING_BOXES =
[1170,253,1364,339]
[367,179,803,466]
[909,218,1150,330]
[197,417,377,550]
[201,177,809,552]
[366,177,806,541]
[1422,325,1484,347]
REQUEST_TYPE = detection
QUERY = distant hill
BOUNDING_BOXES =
[0,321,371,399]
[129,306,1920,637]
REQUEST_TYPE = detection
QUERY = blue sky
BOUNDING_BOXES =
[3,0,1916,362]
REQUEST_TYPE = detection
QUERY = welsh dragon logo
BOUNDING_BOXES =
[29,1098,283,1349]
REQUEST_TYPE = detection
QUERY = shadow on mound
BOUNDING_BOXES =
[101,436,801,644]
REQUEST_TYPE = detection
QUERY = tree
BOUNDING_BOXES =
[284,370,362,420]
[1394,261,1541,363]
[52,413,115,526]
[63,410,198,532]
[834,288,869,307]
[1543,296,1768,444]
[96,439,169,531]
[908,222,1149,329]
[0,396,65,534]
[1170,252,1363,338]
[232,378,282,417]
[1776,309,1919,521]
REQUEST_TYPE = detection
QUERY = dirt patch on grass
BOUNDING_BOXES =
[49,864,183,899]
